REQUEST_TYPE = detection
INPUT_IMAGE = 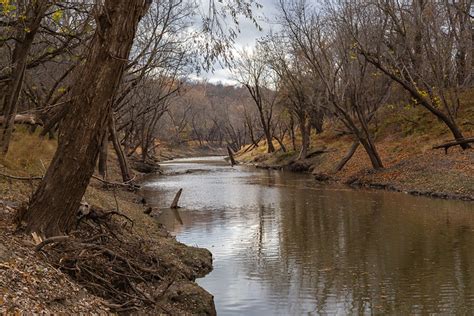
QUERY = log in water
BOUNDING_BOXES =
[141,156,474,315]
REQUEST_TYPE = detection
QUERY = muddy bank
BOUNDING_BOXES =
[0,134,216,314]
[238,140,474,201]
[0,198,215,314]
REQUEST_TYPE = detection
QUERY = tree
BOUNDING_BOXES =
[23,0,150,236]
[0,0,51,153]
[262,34,322,159]
[234,47,277,153]
[277,0,389,169]
[344,0,471,149]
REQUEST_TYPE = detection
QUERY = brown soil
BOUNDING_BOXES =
[0,130,216,314]
[238,138,473,201]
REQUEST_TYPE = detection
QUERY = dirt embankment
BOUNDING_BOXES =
[237,90,474,201]
[153,141,226,162]
[237,133,473,201]
[0,130,216,314]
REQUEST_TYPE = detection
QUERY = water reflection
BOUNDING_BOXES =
[142,157,474,315]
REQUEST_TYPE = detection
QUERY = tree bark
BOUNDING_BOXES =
[23,0,149,237]
[109,114,132,183]
[334,141,359,172]
[297,115,311,160]
[98,133,108,180]
[0,1,50,154]
[359,137,384,169]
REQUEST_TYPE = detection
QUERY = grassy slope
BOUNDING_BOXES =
[237,90,474,200]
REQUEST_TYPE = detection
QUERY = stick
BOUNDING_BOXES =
[170,188,182,209]
[227,146,237,167]
[0,172,42,181]
[35,235,71,251]
[432,137,474,154]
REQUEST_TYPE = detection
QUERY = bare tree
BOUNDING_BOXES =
[277,0,390,169]
[343,0,471,149]
[0,0,51,153]
[23,0,150,236]
[234,47,277,153]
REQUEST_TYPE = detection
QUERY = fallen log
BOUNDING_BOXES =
[305,148,331,159]
[0,172,42,181]
[432,137,474,154]
[170,188,182,209]
[0,114,38,126]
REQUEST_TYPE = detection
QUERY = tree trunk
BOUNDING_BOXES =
[359,137,384,169]
[109,115,133,183]
[334,141,359,172]
[98,134,108,180]
[264,128,275,153]
[0,1,50,154]
[23,0,149,237]
[298,116,311,160]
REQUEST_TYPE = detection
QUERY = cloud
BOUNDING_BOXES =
[195,0,280,85]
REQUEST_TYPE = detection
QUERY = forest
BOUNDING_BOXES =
[0,0,473,314]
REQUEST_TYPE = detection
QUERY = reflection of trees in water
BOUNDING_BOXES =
[241,186,474,314]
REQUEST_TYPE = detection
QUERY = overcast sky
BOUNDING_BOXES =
[194,0,280,85]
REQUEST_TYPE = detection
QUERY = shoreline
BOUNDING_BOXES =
[238,138,474,203]
[0,135,217,314]
[251,161,474,202]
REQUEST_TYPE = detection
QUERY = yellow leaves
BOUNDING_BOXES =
[52,9,63,23]
[1,0,16,15]
[416,89,429,98]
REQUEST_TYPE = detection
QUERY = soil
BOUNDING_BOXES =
[0,131,217,314]
[237,136,474,201]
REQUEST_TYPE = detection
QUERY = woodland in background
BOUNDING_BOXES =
[0,0,472,236]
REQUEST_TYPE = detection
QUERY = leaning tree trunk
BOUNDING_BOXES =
[334,141,359,172]
[0,1,50,154]
[23,0,149,237]
[359,137,384,170]
[109,115,133,182]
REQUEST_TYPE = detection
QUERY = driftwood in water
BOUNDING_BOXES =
[170,188,182,209]
[433,137,474,154]
[227,146,237,167]
[334,141,360,172]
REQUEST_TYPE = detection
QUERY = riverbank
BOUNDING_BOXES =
[0,130,216,314]
[154,141,227,161]
[237,107,474,201]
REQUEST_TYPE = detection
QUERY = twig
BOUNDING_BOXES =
[0,172,42,181]
[91,175,139,188]
[35,235,71,251]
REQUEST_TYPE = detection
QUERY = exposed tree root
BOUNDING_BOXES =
[33,206,176,312]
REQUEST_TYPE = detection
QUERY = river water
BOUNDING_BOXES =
[142,156,474,315]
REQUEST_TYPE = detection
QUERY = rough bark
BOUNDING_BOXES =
[0,1,50,154]
[23,0,149,237]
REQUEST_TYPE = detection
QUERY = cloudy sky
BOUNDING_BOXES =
[195,0,280,85]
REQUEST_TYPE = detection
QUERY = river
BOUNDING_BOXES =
[142,156,474,315]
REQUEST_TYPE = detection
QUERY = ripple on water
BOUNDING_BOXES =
[142,157,474,315]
